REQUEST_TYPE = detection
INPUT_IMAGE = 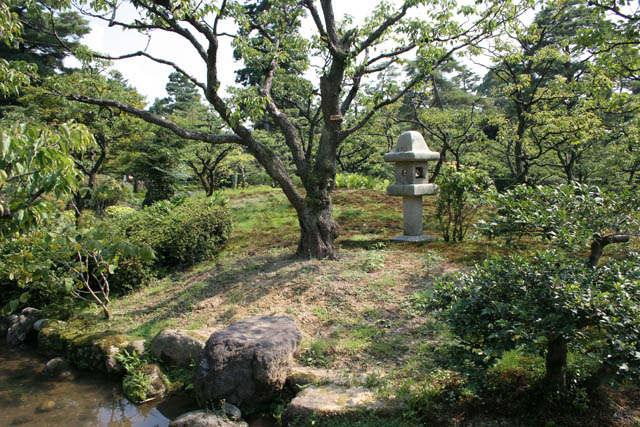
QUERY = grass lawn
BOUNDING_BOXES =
[76,186,640,426]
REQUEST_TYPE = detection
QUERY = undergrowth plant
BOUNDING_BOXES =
[435,163,492,242]
[335,173,390,192]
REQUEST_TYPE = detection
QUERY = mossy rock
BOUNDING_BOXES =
[67,330,129,373]
[37,322,70,356]
[37,319,132,375]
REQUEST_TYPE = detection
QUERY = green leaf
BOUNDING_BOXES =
[63,277,74,292]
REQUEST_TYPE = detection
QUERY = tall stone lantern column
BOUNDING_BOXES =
[384,131,440,242]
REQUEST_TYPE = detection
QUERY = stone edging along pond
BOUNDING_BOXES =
[1,308,404,426]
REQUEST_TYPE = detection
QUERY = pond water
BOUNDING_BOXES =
[0,345,197,427]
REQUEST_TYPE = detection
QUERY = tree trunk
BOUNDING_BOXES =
[587,234,630,269]
[514,118,527,184]
[545,334,567,387]
[296,199,339,259]
[586,364,614,390]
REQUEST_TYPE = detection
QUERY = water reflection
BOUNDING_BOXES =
[0,346,196,427]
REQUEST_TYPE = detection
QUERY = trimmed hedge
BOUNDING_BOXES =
[118,193,232,268]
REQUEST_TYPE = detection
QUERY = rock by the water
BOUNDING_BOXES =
[151,329,205,366]
[33,319,48,332]
[169,410,248,427]
[123,363,169,402]
[68,331,129,374]
[6,307,41,346]
[37,321,67,356]
[194,316,302,408]
[41,357,72,378]
[222,402,242,420]
[35,400,57,413]
[283,385,403,425]
[126,339,146,356]
[142,364,168,400]
[104,345,123,375]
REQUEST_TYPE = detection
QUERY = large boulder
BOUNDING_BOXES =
[6,307,41,346]
[151,329,205,366]
[194,316,302,408]
[169,410,248,427]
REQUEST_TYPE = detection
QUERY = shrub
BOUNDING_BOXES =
[87,175,134,216]
[335,173,390,191]
[430,251,640,389]
[1,219,153,319]
[477,184,640,265]
[0,232,68,313]
[119,193,232,267]
[109,256,155,295]
[435,163,493,242]
[246,171,274,187]
[104,205,136,218]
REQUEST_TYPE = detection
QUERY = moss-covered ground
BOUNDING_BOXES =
[74,186,639,426]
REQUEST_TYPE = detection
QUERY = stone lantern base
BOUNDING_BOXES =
[390,234,436,243]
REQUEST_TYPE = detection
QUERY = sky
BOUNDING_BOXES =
[76,1,390,105]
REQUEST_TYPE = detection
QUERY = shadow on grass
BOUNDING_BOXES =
[121,253,310,337]
[337,238,388,250]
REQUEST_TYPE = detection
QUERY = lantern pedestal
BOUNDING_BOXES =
[388,196,436,242]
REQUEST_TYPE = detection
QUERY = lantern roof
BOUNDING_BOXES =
[384,131,440,162]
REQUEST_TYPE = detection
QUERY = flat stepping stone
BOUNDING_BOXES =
[283,385,402,424]
[169,410,248,427]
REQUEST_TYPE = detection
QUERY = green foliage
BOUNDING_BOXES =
[0,121,93,235]
[118,193,232,267]
[108,253,155,295]
[0,59,34,96]
[435,163,492,242]
[477,183,640,252]
[122,370,152,403]
[104,205,136,218]
[0,230,70,313]
[116,349,153,403]
[0,217,153,318]
[0,1,90,76]
[335,173,390,191]
[83,175,133,216]
[363,250,386,272]
[430,252,640,385]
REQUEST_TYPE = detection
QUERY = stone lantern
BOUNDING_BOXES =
[384,131,440,242]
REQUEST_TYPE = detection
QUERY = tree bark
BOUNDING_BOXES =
[296,200,339,259]
[587,234,630,269]
[545,334,567,388]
